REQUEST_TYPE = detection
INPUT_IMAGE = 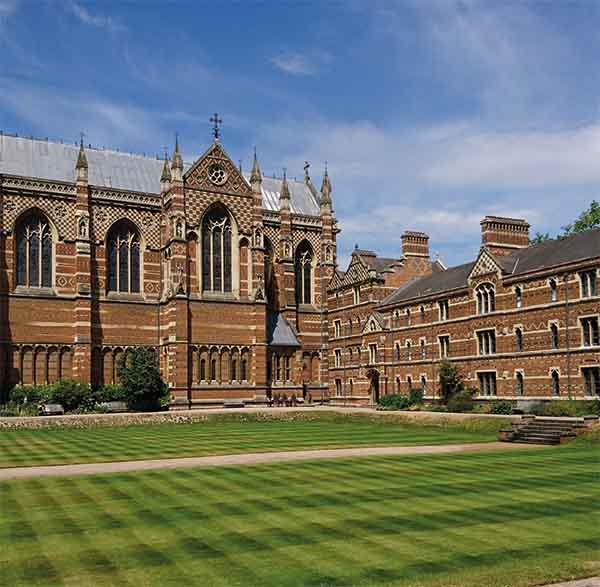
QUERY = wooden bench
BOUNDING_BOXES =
[38,403,65,416]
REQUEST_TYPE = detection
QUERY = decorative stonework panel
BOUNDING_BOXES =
[186,190,253,234]
[469,249,501,280]
[292,229,322,264]
[1,193,75,240]
[184,142,252,197]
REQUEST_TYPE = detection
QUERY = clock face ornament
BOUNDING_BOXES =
[208,163,227,186]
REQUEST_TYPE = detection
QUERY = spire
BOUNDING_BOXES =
[171,134,183,181]
[75,137,88,182]
[76,137,88,170]
[160,154,171,192]
[250,147,262,184]
[320,163,332,206]
[279,168,290,210]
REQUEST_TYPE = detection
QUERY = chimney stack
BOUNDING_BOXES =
[480,216,530,256]
[401,231,429,259]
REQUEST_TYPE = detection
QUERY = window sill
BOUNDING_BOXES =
[105,292,145,302]
[13,286,56,297]
[200,292,237,301]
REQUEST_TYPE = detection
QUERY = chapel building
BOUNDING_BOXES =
[0,131,336,406]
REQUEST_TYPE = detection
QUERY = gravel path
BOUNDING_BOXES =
[542,578,600,587]
[0,441,540,480]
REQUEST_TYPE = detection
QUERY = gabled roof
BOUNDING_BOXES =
[267,312,301,347]
[0,134,321,216]
[362,311,387,333]
[380,227,600,307]
[380,262,475,307]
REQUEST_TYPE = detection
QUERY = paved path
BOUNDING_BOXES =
[543,578,600,587]
[0,441,540,480]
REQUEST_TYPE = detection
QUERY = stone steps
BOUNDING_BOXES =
[498,416,595,445]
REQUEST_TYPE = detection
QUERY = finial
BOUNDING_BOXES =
[304,160,310,183]
[320,161,332,204]
[76,133,88,170]
[250,146,262,184]
[210,112,222,140]
[171,132,183,171]
[280,167,290,202]
[161,154,171,183]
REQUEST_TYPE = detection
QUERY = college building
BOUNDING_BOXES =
[1,130,599,406]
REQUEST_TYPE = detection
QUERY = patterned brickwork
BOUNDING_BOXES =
[186,189,253,235]
[92,204,161,248]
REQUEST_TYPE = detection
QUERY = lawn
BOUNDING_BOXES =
[0,412,505,468]
[1,439,598,587]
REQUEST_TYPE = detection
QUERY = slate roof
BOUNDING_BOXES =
[381,227,600,307]
[353,249,398,276]
[381,262,475,307]
[0,134,321,216]
[267,312,301,347]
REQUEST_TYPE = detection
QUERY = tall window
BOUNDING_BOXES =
[475,283,495,314]
[439,336,450,359]
[368,343,377,364]
[516,372,524,396]
[549,279,558,302]
[579,270,597,298]
[334,320,341,338]
[202,207,232,293]
[515,328,524,352]
[107,221,140,293]
[263,237,275,306]
[478,372,497,396]
[294,241,313,305]
[581,317,599,347]
[550,323,559,350]
[406,341,412,361]
[15,212,52,288]
[334,349,342,368]
[515,287,522,308]
[582,367,600,396]
[477,329,496,355]
[420,339,426,359]
[551,370,560,396]
[353,286,361,305]
[420,305,426,323]
[438,300,449,321]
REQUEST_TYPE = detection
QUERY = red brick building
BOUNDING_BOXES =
[328,217,600,405]
[0,132,336,406]
[2,132,599,407]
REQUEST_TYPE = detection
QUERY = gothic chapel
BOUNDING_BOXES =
[0,128,336,406]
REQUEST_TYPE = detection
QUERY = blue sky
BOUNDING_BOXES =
[2,1,600,268]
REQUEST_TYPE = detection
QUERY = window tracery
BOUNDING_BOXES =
[15,212,52,288]
[107,222,141,294]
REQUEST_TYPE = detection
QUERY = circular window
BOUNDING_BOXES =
[208,163,227,186]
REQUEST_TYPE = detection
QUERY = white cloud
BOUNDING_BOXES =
[271,51,331,76]
[68,2,126,33]
[0,0,17,19]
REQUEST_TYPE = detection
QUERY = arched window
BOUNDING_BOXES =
[294,241,313,305]
[202,206,232,293]
[516,372,524,396]
[406,341,412,361]
[551,370,560,396]
[515,328,523,352]
[550,323,559,349]
[107,221,140,293]
[476,283,495,315]
[549,279,558,302]
[15,212,52,288]
[407,375,413,390]
[264,237,276,306]
[515,286,522,308]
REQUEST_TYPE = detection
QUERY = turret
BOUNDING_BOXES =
[171,134,183,182]
[160,156,171,194]
[75,138,88,184]
[320,164,332,215]
[250,148,262,195]
[279,170,291,211]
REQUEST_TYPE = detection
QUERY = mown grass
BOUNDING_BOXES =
[0,412,507,468]
[1,441,598,587]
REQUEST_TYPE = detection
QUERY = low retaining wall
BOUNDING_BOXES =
[0,406,517,430]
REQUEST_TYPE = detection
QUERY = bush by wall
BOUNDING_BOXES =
[117,347,168,411]
[490,400,513,415]
[446,389,476,413]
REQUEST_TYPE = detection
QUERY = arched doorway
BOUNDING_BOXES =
[366,368,380,405]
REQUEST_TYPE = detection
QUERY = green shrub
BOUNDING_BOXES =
[378,393,410,410]
[408,388,424,406]
[490,400,513,415]
[0,402,39,417]
[117,347,168,411]
[93,384,126,404]
[48,380,93,412]
[447,389,476,413]
[9,385,51,406]
[542,399,600,417]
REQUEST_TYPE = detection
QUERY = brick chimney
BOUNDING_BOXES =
[480,216,530,256]
[401,231,430,258]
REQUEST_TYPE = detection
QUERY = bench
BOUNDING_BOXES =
[223,400,245,408]
[98,401,128,413]
[38,403,65,416]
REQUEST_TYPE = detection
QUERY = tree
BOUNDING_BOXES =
[117,347,168,411]
[562,200,600,235]
[529,231,551,245]
[438,360,463,403]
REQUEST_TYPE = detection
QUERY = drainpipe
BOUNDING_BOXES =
[564,273,572,399]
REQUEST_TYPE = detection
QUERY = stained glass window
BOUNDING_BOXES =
[107,222,140,293]
[202,207,232,293]
[15,213,52,288]
[295,241,313,305]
